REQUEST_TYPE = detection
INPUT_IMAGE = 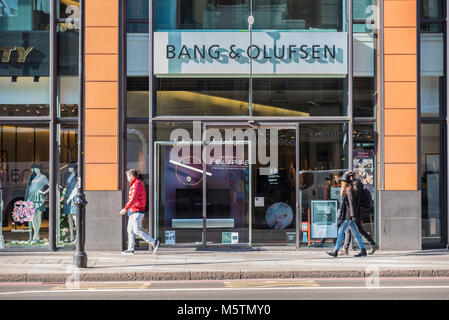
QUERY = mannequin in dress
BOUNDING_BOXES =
[63,164,77,242]
[25,163,49,242]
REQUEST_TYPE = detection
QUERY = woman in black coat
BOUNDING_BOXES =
[327,171,367,258]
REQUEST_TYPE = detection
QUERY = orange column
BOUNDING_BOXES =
[382,0,418,191]
[84,0,119,191]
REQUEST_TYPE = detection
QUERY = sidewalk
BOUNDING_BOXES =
[1,248,449,283]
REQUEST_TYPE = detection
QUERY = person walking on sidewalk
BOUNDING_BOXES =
[340,172,379,256]
[120,169,159,255]
[327,171,367,258]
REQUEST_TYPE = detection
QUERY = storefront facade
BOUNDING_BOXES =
[0,0,447,251]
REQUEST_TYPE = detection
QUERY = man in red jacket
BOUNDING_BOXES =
[120,169,159,255]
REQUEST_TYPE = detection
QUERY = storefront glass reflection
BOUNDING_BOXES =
[0,124,49,248]
[299,123,348,248]
[154,0,344,31]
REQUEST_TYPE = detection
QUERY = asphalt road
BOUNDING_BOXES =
[0,278,448,300]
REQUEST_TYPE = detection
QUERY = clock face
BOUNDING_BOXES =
[173,155,204,186]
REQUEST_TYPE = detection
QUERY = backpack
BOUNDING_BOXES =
[354,180,374,211]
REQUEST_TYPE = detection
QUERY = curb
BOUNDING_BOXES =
[1,269,449,283]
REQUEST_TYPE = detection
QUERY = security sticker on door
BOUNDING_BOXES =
[255,197,265,207]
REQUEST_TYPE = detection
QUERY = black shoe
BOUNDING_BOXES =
[327,250,338,258]
[121,250,134,255]
[369,244,379,255]
[354,249,367,257]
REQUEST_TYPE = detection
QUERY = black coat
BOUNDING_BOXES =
[337,189,359,224]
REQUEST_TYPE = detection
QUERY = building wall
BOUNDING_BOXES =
[85,0,119,191]
[378,0,421,250]
[84,0,122,251]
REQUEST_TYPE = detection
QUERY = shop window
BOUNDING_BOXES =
[127,77,149,118]
[353,77,375,118]
[353,124,376,244]
[157,78,250,116]
[154,0,344,31]
[253,78,346,117]
[156,78,346,117]
[420,123,444,246]
[126,123,150,248]
[0,124,50,249]
[57,123,78,247]
[298,123,348,248]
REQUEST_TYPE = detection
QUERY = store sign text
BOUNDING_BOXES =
[0,47,34,63]
[166,44,337,61]
[155,31,348,75]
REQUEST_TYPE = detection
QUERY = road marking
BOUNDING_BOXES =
[1,285,449,296]
[52,282,151,291]
[223,280,319,288]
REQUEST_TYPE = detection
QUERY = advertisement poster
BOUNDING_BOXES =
[311,200,338,239]
[222,232,238,244]
[165,230,176,244]
[353,149,374,194]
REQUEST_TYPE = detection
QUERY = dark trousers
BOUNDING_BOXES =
[343,219,376,249]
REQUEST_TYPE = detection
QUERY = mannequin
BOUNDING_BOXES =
[25,163,49,242]
[62,164,77,242]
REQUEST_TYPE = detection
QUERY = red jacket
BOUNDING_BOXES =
[124,178,146,213]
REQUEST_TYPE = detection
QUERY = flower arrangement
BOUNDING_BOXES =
[12,200,35,224]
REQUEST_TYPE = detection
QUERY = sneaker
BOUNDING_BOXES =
[121,250,134,255]
[369,244,379,255]
[152,240,160,255]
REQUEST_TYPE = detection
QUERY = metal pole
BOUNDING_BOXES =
[295,122,300,250]
[74,0,87,268]
[348,0,354,171]
[49,0,57,251]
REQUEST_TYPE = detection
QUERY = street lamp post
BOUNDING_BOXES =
[73,0,87,268]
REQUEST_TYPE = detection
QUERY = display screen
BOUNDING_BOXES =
[175,188,230,219]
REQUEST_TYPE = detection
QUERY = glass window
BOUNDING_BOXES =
[298,123,348,248]
[0,0,50,31]
[420,76,443,117]
[354,77,375,118]
[154,0,344,31]
[157,78,250,116]
[420,0,443,20]
[57,123,77,248]
[58,76,78,117]
[155,122,205,245]
[353,124,376,243]
[253,78,346,117]
[126,0,149,33]
[127,0,149,20]
[420,123,444,245]
[0,76,50,116]
[126,123,150,249]
[0,124,50,249]
[127,77,149,118]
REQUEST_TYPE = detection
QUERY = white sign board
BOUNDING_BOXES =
[155,31,348,76]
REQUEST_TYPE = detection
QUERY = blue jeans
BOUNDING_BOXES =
[334,220,365,251]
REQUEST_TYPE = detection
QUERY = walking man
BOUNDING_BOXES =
[120,169,159,255]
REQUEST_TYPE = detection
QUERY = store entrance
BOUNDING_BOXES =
[205,124,297,246]
[154,122,350,248]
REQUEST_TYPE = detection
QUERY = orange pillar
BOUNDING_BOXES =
[84,0,119,191]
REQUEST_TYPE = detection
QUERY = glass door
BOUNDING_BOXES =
[204,139,252,246]
[154,141,204,246]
